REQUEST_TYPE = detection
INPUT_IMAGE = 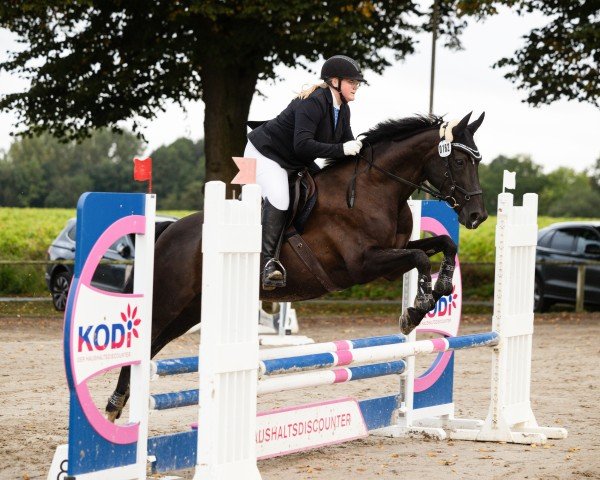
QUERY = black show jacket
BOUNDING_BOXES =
[247,87,354,170]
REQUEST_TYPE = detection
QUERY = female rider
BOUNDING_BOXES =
[245,55,366,289]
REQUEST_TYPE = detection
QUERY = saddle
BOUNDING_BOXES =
[286,169,317,234]
[283,169,340,292]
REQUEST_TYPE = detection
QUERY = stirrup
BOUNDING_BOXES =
[262,259,287,289]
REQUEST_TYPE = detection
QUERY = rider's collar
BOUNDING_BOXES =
[328,86,342,108]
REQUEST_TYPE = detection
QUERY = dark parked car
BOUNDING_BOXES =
[535,221,600,312]
[46,216,177,311]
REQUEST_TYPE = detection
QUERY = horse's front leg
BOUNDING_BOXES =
[358,248,435,334]
[406,235,457,300]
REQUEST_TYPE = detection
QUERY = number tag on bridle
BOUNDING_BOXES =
[438,140,452,157]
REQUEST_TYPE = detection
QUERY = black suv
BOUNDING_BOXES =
[46,216,177,311]
[535,221,600,312]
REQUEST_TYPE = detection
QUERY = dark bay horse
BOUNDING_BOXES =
[106,112,487,420]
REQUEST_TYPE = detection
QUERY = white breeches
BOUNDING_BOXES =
[244,140,290,211]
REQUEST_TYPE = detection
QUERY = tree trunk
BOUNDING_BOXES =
[202,60,259,187]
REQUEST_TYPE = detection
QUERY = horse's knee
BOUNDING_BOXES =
[439,234,457,257]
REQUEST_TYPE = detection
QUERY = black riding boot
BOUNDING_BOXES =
[261,199,288,290]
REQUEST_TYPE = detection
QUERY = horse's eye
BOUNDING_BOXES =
[455,157,464,167]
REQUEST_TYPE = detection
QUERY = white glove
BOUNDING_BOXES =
[343,139,362,156]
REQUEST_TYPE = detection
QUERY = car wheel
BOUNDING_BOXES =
[51,271,72,311]
[534,276,550,313]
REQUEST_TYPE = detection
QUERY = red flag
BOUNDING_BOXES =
[133,157,152,182]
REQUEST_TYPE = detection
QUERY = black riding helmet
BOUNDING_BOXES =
[320,55,365,103]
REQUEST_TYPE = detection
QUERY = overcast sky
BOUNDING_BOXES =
[1,5,598,173]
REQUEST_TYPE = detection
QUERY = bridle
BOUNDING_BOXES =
[346,129,483,210]
[436,149,483,209]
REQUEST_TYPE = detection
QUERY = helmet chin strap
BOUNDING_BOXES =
[327,78,348,104]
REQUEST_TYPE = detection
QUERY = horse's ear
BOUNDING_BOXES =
[467,112,485,135]
[452,112,472,137]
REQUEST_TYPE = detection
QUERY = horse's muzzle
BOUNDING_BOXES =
[459,208,488,229]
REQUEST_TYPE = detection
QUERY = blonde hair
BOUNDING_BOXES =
[296,82,328,99]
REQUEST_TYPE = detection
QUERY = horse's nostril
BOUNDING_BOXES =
[470,211,483,227]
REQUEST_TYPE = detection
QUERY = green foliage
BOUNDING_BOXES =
[151,138,205,210]
[0,1,425,138]
[0,130,206,210]
[478,155,600,218]
[0,129,145,207]
[0,1,429,183]
[457,0,600,106]
[478,155,546,214]
[587,156,600,193]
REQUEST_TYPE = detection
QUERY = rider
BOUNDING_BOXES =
[245,55,366,290]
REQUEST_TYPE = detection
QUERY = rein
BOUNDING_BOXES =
[346,136,482,210]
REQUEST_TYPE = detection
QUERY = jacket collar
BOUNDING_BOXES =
[324,86,343,109]
[330,89,341,108]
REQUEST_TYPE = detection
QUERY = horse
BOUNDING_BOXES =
[105,112,488,420]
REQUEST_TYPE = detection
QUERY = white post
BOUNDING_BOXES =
[467,191,567,444]
[194,181,263,480]
[399,200,420,426]
[130,194,156,478]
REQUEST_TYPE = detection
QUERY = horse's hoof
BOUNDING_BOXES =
[433,275,453,297]
[400,312,417,335]
[106,410,120,423]
[106,392,128,422]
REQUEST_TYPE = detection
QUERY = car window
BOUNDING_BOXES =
[67,225,76,241]
[109,236,130,253]
[549,229,577,252]
[538,231,553,248]
[573,228,600,254]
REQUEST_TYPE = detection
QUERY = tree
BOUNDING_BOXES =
[458,0,600,106]
[0,129,206,209]
[149,137,205,210]
[0,1,427,184]
[0,129,144,207]
[539,167,600,217]
[589,156,600,192]
[478,154,547,214]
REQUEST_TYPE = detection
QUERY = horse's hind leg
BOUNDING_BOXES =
[106,367,131,421]
[105,294,202,421]
[406,235,457,299]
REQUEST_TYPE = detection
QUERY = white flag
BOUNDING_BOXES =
[503,170,516,191]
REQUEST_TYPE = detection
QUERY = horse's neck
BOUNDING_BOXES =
[366,136,431,202]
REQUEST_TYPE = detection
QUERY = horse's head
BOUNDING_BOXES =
[424,112,488,229]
